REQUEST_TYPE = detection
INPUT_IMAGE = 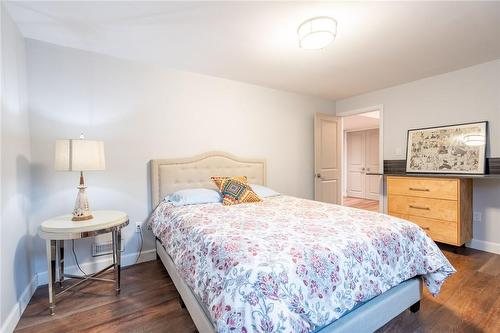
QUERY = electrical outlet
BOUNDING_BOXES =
[473,212,482,223]
[395,147,402,156]
[135,222,142,233]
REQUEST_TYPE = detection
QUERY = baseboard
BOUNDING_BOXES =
[37,249,157,286]
[467,239,500,255]
[1,274,38,333]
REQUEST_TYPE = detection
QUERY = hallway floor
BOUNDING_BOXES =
[343,196,379,212]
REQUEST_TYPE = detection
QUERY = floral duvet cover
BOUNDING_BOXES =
[149,195,455,333]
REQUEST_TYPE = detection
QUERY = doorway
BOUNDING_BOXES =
[313,107,383,212]
[340,107,383,212]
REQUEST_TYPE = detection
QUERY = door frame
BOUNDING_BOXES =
[337,105,384,212]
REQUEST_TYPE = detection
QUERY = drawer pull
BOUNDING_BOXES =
[409,205,430,210]
[421,227,430,231]
[409,187,430,192]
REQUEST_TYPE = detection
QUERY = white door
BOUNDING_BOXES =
[365,129,380,200]
[346,129,380,200]
[346,131,365,198]
[314,113,341,204]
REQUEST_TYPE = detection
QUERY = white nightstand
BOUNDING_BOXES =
[39,210,129,315]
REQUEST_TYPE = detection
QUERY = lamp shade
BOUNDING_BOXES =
[55,139,105,171]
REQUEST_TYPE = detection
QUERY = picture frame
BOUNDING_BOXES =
[406,121,488,174]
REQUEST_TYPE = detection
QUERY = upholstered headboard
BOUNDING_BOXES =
[150,151,266,209]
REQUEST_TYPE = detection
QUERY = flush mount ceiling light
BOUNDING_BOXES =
[297,16,337,50]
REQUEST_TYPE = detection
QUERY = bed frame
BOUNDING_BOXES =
[150,151,422,333]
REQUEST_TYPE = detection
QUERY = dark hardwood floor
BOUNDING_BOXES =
[16,246,499,333]
[14,261,197,333]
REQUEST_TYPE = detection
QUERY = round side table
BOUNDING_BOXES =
[39,210,129,315]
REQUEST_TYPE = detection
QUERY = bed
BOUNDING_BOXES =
[149,152,455,333]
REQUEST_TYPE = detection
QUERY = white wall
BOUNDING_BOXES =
[336,59,500,253]
[1,6,33,332]
[25,39,336,279]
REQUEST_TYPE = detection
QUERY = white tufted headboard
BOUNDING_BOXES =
[150,151,266,209]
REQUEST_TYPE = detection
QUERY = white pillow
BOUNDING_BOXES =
[249,184,280,198]
[165,188,222,206]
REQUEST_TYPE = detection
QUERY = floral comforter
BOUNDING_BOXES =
[149,195,455,333]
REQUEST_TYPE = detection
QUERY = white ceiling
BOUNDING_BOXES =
[5,1,500,100]
[343,112,380,131]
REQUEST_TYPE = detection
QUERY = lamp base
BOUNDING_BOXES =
[72,214,93,221]
[72,185,93,222]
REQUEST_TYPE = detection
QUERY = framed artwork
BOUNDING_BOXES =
[406,121,487,174]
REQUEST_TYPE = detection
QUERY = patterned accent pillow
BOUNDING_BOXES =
[211,176,248,189]
[211,176,262,205]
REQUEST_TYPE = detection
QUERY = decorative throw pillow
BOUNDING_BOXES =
[211,176,248,190]
[211,176,262,205]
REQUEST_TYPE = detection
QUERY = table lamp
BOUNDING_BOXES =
[54,135,105,221]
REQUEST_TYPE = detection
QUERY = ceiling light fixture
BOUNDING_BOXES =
[297,16,337,50]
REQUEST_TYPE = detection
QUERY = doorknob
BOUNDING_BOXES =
[315,173,325,180]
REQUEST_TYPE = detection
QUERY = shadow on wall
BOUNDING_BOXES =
[28,162,50,272]
[13,234,34,303]
[13,155,34,303]
[141,160,155,258]
[146,160,152,212]
[29,162,50,208]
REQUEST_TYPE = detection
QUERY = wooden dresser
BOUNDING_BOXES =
[387,176,472,246]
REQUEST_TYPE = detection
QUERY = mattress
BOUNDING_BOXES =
[149,195,455,332]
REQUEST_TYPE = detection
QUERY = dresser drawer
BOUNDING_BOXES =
[388,195,458,222]
[390,213,458,245]
[387,177,458,200]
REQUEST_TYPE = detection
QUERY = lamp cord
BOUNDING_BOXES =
[135,227,143,264]
[72,240,88,276]
[71,227,144,275]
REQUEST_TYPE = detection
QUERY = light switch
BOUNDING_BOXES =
[473,212,482,223]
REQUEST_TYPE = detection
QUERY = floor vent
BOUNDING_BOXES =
[92,241,124,257]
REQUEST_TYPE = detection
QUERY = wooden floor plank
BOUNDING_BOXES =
[481,293,500,333]
[16,248,499,333]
